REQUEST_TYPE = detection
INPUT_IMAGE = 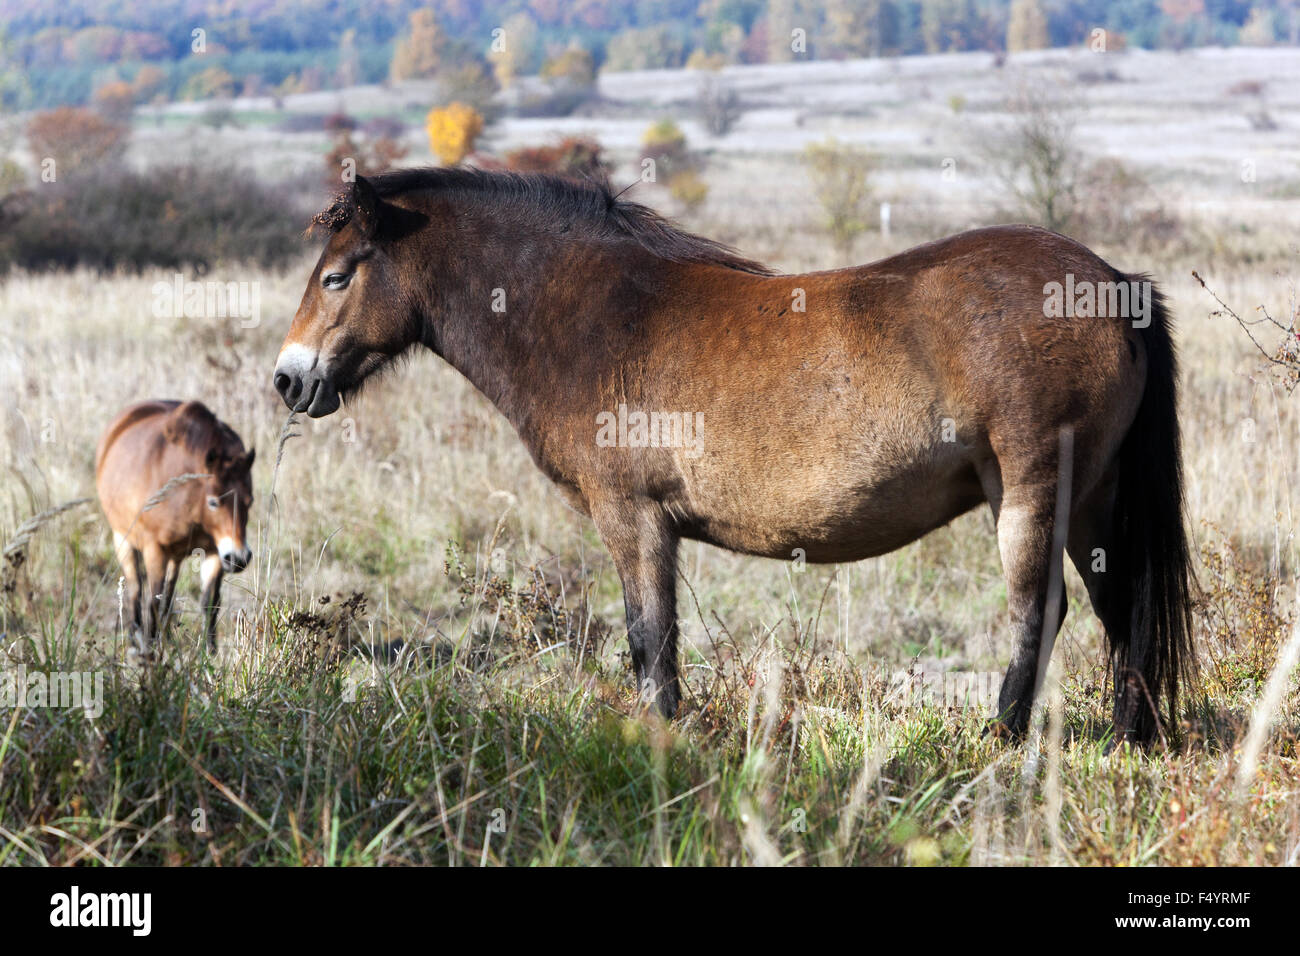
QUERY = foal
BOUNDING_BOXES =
[96,400,254,651]
[274,170,1193,745]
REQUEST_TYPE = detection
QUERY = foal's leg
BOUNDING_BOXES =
[991,480,1067,738]
[199,552,224,653]
[140,543,167,652]
[157,557,179,642]
[589,498,681,718]
[113,533,144,644]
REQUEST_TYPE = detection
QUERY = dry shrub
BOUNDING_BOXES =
[503,137,608,181]
[0,164,305,273]
[436,61,500,123]
[1073,157,1181,249]
[1227,79,1266,96]
[1196,523,1295,699]
[1194,271,1300,389]
[642,118,688,171]
[286,591,371,663]
[804,137,874,257]
[697,76,742,136]
[641,119,708,210]
[443,544,610,668]
[323,126,408,189]
[669,168,709,211]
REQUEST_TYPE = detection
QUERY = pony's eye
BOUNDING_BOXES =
[207,496,220,510]
[322,272,352,290]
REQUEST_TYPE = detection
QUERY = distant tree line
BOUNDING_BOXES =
[0,0,1297,111]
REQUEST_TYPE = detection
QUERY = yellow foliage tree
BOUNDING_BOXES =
[391,9,446,82]
[426,102,483,165]
[1007,0,1050,52]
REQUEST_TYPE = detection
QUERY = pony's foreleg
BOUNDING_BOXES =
[991,484,1067,739]
[199,552,224,653]
[140,543,167,653]
[590,498,681,718]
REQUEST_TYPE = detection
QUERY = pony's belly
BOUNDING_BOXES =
[681,461,986,564]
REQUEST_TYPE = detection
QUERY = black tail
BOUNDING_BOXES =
[1112,275,1195,744]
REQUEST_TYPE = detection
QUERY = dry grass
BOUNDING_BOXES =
[1,49,1298,866]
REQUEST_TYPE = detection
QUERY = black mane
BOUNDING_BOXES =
[313,166,775,276]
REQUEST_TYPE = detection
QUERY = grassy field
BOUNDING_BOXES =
[1,48,1299,865]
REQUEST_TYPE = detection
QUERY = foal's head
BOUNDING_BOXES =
[274,176,427,418]
[165,402,255,572]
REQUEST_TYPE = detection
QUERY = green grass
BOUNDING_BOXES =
[1,534,1295,867]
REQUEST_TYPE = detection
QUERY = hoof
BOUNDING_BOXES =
[982,718,1025,743]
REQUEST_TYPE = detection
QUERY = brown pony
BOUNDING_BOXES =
[274,169,1193,745]
[96,400,254,651]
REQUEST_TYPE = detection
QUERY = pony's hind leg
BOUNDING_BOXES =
[1065,470,1154,745]
[589,497,681,719]
[990,479,1068,739]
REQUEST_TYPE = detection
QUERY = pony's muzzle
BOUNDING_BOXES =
[273,346,340,418]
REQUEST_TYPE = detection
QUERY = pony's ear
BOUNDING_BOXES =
[351,176,380,238]
[243,447,256,470]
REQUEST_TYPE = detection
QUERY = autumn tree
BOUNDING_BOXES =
[540,46,596,87]
[179,66,235,101]
[825,0,900,57]
[132,65,167,104]
[27,107,129,175]
[765,0,802,63]
[489,12,540,88]
[336,29,362,88]
[0,26,27,112]
[604,26,686,71]
[1007,0,1050,52]
[1161,0,1207,50]
[391,10,447,82]
[435,58,499,120]
[92,80,136,122]
[922,0,983,53]
[426,102,483,165]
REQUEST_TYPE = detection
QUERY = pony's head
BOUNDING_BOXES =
[274,176,426,418]
[274,168,770,418]
[164,402,255,572]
